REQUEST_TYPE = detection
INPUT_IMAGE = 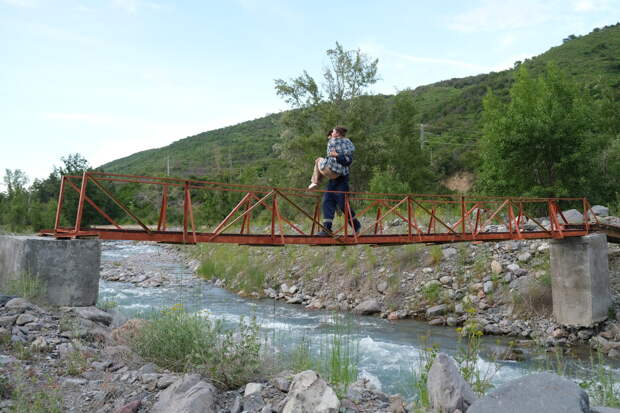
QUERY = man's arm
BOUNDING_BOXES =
[335,152,353,167]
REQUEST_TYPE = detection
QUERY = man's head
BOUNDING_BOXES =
[332,126,348,137]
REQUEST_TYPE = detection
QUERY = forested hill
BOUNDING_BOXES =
[100,23,620,182]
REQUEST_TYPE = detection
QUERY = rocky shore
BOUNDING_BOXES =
[1,292,619,412]
[0,293,411,412]
[196,214,620,357]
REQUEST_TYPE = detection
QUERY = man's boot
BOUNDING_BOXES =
[318,221,332,236]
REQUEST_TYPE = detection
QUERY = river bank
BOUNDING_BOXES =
[190,226,620,356]
[1,240,620,412]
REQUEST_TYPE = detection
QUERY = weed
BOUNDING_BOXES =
[131,305,262,389]
[455,320,496,396]
[430,246,443,266]
[580,353,620,407]
[406,336,439,408]
[96,299,118,311]
[12,342,34,361]
[314,313,360,396]
[9,373,63,413]
[63,350,89,376]
[6,272,45,300]
[422,282,442,304]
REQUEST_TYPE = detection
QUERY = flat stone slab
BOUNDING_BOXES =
[468,372,590,413]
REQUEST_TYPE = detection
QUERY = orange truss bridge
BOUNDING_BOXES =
[40,172,604,246]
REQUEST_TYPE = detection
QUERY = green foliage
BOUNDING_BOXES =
[580,353,620,407]
[5,272,46,300]
[280,313,359,396]
[479,64,599,198]
[430,245,443,266]
[407,337,439,408]
[9,375,63,413]
[422,282,441,303]
[131,306,262,389]
[456,321,495,396]
[197,244,266,294]
[369,167,410,195]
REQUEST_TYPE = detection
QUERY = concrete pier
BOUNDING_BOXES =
[550,233,611,327]
[0,235,100,306]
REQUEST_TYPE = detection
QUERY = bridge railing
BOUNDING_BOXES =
[43,171,597,245]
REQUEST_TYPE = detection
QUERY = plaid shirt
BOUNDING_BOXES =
[319,137,355,176]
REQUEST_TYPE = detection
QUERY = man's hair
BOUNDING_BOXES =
[326,130,332,137]
[334,126,348,137]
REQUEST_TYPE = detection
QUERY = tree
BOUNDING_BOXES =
[273,42,384,190]
[387,90,435,192]
[478,64,596,198]
[3,169,28,195]
[274,42,379,109]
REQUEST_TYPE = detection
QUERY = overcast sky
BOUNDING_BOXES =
[1,0,619,188]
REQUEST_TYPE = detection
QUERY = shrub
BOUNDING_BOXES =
[131,305,262,389]
[422,282,442,304]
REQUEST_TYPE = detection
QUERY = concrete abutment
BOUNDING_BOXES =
[0,235,100,306]
[550,233,611,327]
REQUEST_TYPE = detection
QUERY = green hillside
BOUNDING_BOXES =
[101,113,281,177]
[101,22,620,182]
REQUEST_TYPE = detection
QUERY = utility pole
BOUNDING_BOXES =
[166,156,170,176]
[419,123,425,150]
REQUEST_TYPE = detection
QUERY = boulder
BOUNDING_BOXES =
[517,252,531,263]
[71,306,113,326]
[558,209,584,225]
[4,298,35,312]
[426,304,448,318]
[427,353,476,413]
[282,370,340,413]
[353,299,381,315]
[491,261,502,275]
[113,400,141,413]
[243,382,265,412]
[592,407,620,413]
[376,280,389,293]
[15,313,36,326]
[151,374,217,413]
[468,372,589,413]
[590,205,609,217]
[443,248,458,259]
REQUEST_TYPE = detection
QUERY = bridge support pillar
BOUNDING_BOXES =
[0,235,100,306]
[550,233,611,327]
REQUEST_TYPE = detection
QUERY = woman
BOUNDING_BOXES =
[308,127,355,189]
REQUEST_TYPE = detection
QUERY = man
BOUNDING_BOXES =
[317,126,362,236]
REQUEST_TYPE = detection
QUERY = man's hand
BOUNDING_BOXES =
[329,151,338,157]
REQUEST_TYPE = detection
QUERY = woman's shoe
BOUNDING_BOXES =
[308,183,318,189]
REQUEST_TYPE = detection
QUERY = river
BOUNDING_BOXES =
[97,241,618,400]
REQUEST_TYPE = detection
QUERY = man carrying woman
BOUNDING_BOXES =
[308,126,361,236]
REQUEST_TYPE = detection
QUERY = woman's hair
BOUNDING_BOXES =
[334,126,348,137]
[326,130,333,137]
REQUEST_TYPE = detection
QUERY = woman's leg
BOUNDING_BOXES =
[309,158,325,189]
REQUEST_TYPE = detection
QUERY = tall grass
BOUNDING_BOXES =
[5,272,45,300]
[197,244,265,294]
[277,313,360,396]
[131,305,262,388]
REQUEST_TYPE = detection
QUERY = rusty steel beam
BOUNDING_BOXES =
[48,227,592,245]
[41,171,611,246]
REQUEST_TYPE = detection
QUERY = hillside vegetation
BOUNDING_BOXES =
[2,23,620,232]
[100,23,620,187]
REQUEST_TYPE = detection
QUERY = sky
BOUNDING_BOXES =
[1,0,619,189]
